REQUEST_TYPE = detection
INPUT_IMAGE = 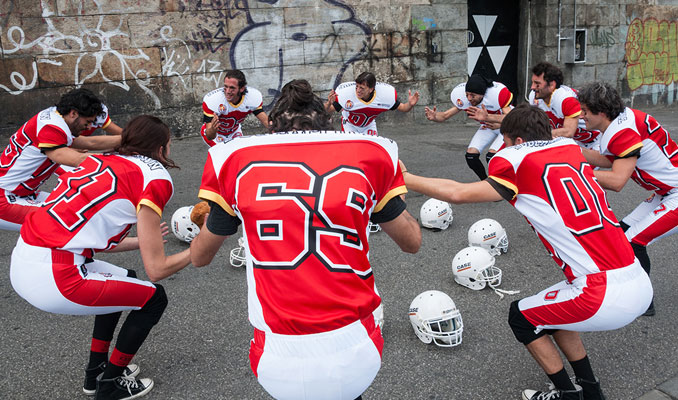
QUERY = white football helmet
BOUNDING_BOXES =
[171,206,200,243]
[229,237,246,268]
[419,199,453,230]
[452,246,519,298]
[408,290,463,347]
[468,218,508,256]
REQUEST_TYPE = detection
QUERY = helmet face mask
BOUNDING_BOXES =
[368,222,381,233]
[468,218,509,256]
[452,246,503,291]
[420,199,454,230]
[229,237,246,267]
[409,290,463,347]
[171,206,200,243]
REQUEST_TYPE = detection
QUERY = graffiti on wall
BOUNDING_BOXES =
[1,0,441,113]
[625,17,678,91]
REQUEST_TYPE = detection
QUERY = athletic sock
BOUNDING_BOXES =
[547,368,576,390]
[569,355,596,382]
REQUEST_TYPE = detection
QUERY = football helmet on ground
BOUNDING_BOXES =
[452,246,519,298]
[229,237,246,267]
[408,290,463,347]
[468,218,508,255]
[419,199,453,230]
[171,206,200,243]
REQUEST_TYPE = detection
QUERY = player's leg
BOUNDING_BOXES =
[553,331,605,400]
[0,190,48,231]
[485,131,504,165]
[466,129,495,180]
[622,192,678,315]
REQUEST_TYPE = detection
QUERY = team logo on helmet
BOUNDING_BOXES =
[345,100,353,109]
[456,98,464,107]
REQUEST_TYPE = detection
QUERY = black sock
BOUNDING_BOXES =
[569,355,596,382]
[465,152,487,180]
[547,368,576,390]
[631,242,651,275]
[101,363,126,380]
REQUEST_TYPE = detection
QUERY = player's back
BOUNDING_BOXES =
[491,138,635,280]
[203,131,404,334]
[21,153,173,256]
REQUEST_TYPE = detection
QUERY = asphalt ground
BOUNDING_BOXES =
[1,108,677,400]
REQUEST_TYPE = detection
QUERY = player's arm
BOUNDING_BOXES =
[105,222,170,253]
[396,90,420,112]
[581,148,613,168]
[190,201,240,267]
[202,115,219,140]
[254,110,269,131]
[552,116,579,138]
[324,90,340,113]
[103,121,123,135]
[379,209,421,254]
[425,105,460,122]
[137,205,191,282]
[593,156,637,192]
[44,146,89,168]
[466,104,511,125]
[71,135,121,151]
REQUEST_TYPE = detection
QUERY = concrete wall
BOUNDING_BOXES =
[525,0,678,108]
[0,0,466,137]
[1,0,677,138]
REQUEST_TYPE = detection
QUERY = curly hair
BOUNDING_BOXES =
[268,79,332,132]
[55,88,103,118]
[577,81,625,121]
[531,62,564,88]
[115,115,177,168]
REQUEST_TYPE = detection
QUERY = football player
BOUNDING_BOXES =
[325,71,420,136]
[424,74,513,180]
[10,115,191,399]
[191,79,421,400]
[401,104,651,400]
[200,69,269,146]
[0,89,122,231]
[578,81,678,317]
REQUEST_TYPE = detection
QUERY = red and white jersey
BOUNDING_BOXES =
[334,82,397,135]
[198,131,406,335]
[488,137,635,282]
[79,103,112,137]
[201,86,263,146]
[599,107,678,196]
[0,107,74,196]
[20,153,173,257]
[528,86,600,144]
[451,81,513,130]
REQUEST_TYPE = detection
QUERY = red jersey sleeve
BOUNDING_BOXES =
[202,102,215,117]
[374,166,407,213]
[498,87,513,109]
[198,152,235,216]
[607,128,644,157]
[487,156,518,199]
[36,125,69,149]
[139,179,174,217]
[561,97,582,118]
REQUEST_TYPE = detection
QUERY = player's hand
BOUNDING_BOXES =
[466,105,489,122]
[484,121,502,130]
[424,106,437,121]
[160,221,170,244]
[205,115,218,136]
[408,90,420,106]
[327,90,336,102]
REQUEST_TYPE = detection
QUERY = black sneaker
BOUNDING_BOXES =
[642,300,655,316]
[84,362,140,395]
[95,375,154,400]
[575,377,606,400]
[522,384,583,400]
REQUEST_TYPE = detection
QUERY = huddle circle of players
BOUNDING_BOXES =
[2,59,672,400]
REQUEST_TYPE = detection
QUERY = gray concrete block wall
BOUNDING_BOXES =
[2,0,678,139]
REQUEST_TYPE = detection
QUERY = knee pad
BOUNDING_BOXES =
[126,269,137,279]
[465,152,487,180]
[508,300,552,345]
[139,284,168,327]
[620,221,630,232]
[485,152,496,164]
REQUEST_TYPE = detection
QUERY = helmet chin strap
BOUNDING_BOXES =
[488,281,520,299]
